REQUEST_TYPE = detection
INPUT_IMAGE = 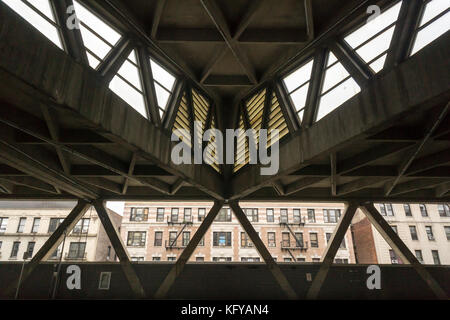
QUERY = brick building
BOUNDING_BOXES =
[120,201,356,263]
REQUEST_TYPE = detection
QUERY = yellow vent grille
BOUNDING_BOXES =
[233,114,249,172]
[204,114,221,173]
[192,89,209,146]
[172,91,192,147]
[268,92,289,146]
[245,88,266,147]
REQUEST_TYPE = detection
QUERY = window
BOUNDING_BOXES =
[334,258,349,264]
[68,242,86,259]
[170,208,179,223]
[0,241,2,250]
[167,256,176,261]
[284,258,292,262]
[282,232,290,248]
[409,226,418,240]
[316,52,360,121]
[266,209,274,223]
[293,209,301,224]
[410,0,450,56]
[196,257,204,262]
[280,209,288,223]
[199,237,205,246]
[212,257,232,262]
[198,208,206,222]
[283,59,314,121]
[48,218,64,233]
[379,203,394,216]
[183,208,192,223]
[73,218,90,234]
[31,218,40,233]
[2,0,63,49]
[312,258,320,263]
[344,1,402,73]
[156,208,165,222]
[72,0,121,68]
[310,233,318,248]
[404,204,412,216]
[127,231,146,246]
[216,208,231,222]
[415,250,424,264]
[268,232,276,247]
[438,204,450,217]
[323,209,341,223]
[432,250,441,265]
[326,233,345,248]
[152,257,161,261]
[25,242,35,259]
[0,217,8,233]
[169,231,177,246]
[307,209,315,223]
[297,258,306,262]
[420,204,428,217]
[213,232,231,247]
[182,232,190,247]
[294,233,304,247]
[389,249,403,264]
[391,225,398,234]
[10,241,20,258]
[425,226,434,240]
[241,257,260,262]
[17,217,26,233]
[130,208,148,222]
[150,58,176,118]
[98,272,111,290]
[245,208,258,222]
[154,231,163,246]
[445,226,450,240]
[241,232,254,248]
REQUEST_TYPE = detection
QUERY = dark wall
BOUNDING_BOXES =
[1,262,449,299]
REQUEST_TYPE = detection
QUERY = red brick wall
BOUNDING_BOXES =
[351,216,378,264]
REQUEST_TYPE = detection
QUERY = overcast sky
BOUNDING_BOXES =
[106,201,124,216]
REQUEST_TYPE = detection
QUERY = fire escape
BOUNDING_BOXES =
[279,217,308,261]
[165,215,194,250]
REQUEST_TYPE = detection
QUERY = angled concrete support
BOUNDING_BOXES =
[93,200,146,298]
[155,201,224,298]
[361,203,448,300]
[4,200,91,297]
[229,201,298,300]
[306,202,358,299]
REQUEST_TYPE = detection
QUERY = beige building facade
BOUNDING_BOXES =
[0,201,121,262]
[352,203,450,265]
[120,201,356,263]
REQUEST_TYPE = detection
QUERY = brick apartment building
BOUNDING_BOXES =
[0,201,121,262]
[120,201,356,263]
[351,203,450,265]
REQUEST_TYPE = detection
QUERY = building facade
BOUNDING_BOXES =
[120,201,356,263]
[0,201,121,262]
[351,203,450,265]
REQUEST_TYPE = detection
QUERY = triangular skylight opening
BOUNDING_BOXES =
[172,91,192,147]
[233,113,249,173]
[72,0,122,69]
[267,92,289,147]
[204,112,221,173]
[150,58,176,119]
[344,1,402,73]
[410,0,450,56]
[2,0,63,49]
[316,52,361,121]
[282,59,314,121]
[108,49,148,118]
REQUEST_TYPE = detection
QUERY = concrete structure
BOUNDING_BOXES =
[0,0,448,300]
[0,201,121,262]
[352,203,450,265]
[121,201,355,263]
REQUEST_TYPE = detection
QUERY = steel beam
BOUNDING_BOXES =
[361,203,448,300]
[93,200,146,298]
[230,201,298,300]
[306,202,358,299]
[151,0,166,39]
[97,37,134,84]
[155,201,223,298]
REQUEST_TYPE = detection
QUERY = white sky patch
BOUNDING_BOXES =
[106,201,124,216]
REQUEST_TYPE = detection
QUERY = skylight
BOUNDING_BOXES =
[316,52,360,121]
[150,59,176,118]
[192,89,210,147]
[282,59,314,121]
[344,1,402,73]
[109,50,148,118]
[2,0,63,49]
[172,91,192,147]
[410,0,450,56]
[72,0,122,69]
